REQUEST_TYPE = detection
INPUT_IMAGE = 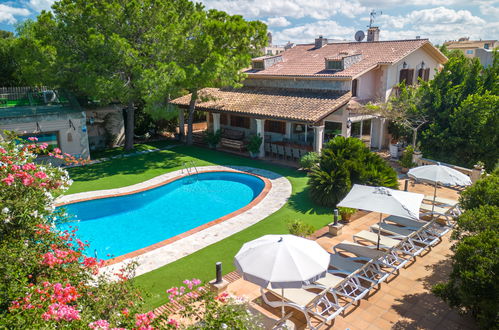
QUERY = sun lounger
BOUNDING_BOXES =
[307,272,370,305]
[352,230,425,259]
[260,287,343,330]
[329,253,389,287]
[370,223,440,247]
[419,204,456,225]
[423,195,459,207]
[333,240,408,272]
[383,215,450,238]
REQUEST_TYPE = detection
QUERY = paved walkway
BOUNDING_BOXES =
[226,181,477,329]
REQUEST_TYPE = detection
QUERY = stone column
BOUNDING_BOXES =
[285,122,292,140]
[313,125,325,153]
[212,113,221,133]
[378,118,385,149]
[471,164,484,183]
[255,119,265,158]
[178,109,185,139]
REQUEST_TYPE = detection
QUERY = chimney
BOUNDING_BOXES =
[367,27,380,42]
[315,35,328,48]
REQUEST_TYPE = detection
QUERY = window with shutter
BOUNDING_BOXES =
[418,68,424,80]
[231,115,250,129]
[399,69,414,85]
[352,79,358,97]
[423,68,430,81]
[221,113,228,125]
[265,120,286,134]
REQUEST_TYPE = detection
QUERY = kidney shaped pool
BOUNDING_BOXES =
[58,171,266,260]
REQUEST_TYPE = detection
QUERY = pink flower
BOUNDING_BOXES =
[2,174,15,185]
[0,147,6,154]
[53,147,62,154]
[41,303,80,321]
[28,137,38,141]
[22,163,36,171]
[89,319,110,329]
[39,143,48,150]
[192,278,201,286]
[135,311,156,328]
[34,171,47,179]
[167,318,179,328]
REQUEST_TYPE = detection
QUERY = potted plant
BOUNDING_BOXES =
[247,134,262,158]
[399,145,416,173]
[204,129,221,149]
[299,152,320,171]
[339,207,357,222]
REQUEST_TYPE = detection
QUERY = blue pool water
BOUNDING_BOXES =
[57,172,265,260]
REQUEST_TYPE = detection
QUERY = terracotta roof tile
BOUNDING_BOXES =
[171,87,351,123]
[246,39,432,78]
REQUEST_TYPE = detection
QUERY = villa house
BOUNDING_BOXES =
[172,28,447,157]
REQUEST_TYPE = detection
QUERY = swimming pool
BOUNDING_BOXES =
[57,171,265,260]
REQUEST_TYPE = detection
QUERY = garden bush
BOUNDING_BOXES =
[308,136,398,207]
[299,152,320,170]
[287,219,315,237]
[399,145,416,169]
[0,134,148,328]
[459,171,499,210]
[433,172,499,329]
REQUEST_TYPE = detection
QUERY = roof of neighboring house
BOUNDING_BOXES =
[171,87,351,123]
[444,40,498,49]
[245,39,447,78]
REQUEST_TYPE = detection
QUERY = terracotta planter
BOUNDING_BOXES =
[340,212,353,222]
[401,167,409,174]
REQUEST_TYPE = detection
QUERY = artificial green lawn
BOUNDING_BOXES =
[67,145,332,310]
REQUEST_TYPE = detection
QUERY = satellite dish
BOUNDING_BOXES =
[355,30,365,42]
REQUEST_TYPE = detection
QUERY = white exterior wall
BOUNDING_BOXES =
[383,47,441,100]
[0,112,90,158]
[356,67,383,100]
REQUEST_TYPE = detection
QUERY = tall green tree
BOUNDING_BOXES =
[0,30,25,86]
[172,10,267,144]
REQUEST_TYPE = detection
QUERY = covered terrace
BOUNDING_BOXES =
[171,87,352,157]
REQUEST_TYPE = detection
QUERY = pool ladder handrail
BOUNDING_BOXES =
[182,161,199,180]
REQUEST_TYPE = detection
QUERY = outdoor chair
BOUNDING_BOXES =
[271,144,278,158]
[423,196,459,207]
[352,230,425,259]
[277,145,285,159]
[292,148,301,161]
[383,215,450,238]
[328,253,389,287]
[264,142,271,156]
[285,146,293,160]
[305,272,370,306]
[370,223,440,248]
[333,240,408,273]
[419,204,456,226]
[260,287,344,330]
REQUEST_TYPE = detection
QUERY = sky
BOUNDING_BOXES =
[1,0,498,45]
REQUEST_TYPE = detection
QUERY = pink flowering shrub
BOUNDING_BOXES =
[0,134,147,329]
[159,280,263,329]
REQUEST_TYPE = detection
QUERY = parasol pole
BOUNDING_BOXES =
[281,288,285,318]
[377,213,382,250]
[432,181,437,220]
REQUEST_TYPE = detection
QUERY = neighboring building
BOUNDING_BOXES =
[444,38,498,65]
[172,28,447,157]
[0,87,90,159]
[263,32,285,56]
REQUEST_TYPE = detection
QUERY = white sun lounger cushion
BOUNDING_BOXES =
[424,196,459,206]
[268,288,320,307]
[353,230,401,248]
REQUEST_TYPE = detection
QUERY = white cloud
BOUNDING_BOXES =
[265,16,291,27]
[478,1,499,17]
[26,0,55,12]
[201,0,367,19]
[0,4,30,24]
[273,20,355,44]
